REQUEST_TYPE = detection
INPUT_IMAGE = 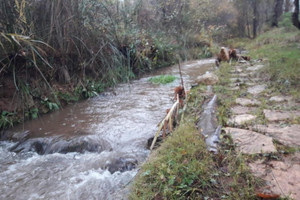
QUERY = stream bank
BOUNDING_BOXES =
[0,59,215,200]
[130,59,300,199]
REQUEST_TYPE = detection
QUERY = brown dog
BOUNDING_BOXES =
[216,47,230,66]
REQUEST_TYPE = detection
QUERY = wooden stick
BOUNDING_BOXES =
[163,120,167,138]
[178,60,184,88]
[169,115,173,132]
[150,121,165,150]
[150,97,179,150]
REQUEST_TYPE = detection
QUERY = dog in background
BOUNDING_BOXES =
[216,47,251,66]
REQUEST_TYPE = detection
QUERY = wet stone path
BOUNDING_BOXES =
[223,62,300,199]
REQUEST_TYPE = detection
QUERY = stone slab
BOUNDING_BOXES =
[245,82,256,86]
[264,109,300,122]
[269,96,293,103]
[230,78,248,83]
[250,78,263,82]
[252,124,300,146]
[231,106,255,115]
[232,73,249,78]
[229,114,256,126]
[228,86,240,91]
[249,153,300,199]
[236,98,261,106]
[234,66,244,72]
[196,72,219,85]
[247,84,266,95]
[246,65,264,71]
[224,127,277,154]
[231,68,243,73]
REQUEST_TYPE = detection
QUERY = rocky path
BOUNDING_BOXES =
[223,63,300,199]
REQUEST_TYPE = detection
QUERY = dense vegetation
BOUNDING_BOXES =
[0,0,299,129]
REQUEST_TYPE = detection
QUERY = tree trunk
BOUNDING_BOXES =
[292,0,300,29]
[272,0,284,27]
[285,0,292,12]
[246,11,251,38]
[253,0,258,38]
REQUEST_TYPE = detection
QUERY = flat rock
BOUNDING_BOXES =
[230,78,248,83]
[264,109,300,122]
[250,78,262,82]
[229,82,245,88]
[246,65,264,71]
[229,114,256,126]
[232,73,249,78]
[247,84,266,95]
[231,106,255,115]
[252,124,300,146]
[231,68,243,73]
[249,153,300,199]
[236,98,261,106]
[245,82,256,86]
[228,86,240,91]
[269,96,293,102]
[224,127,277,154]
[234,66,244,72]
[196,72,219,85]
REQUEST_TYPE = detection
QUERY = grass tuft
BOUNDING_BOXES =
[148,75,177,85]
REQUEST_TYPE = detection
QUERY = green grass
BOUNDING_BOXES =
[0,111,15,129]
[148,75,177,85]
[246,27,300,96]
[226,37,252,50]
[130,123,260,200]
[213,63,240,126]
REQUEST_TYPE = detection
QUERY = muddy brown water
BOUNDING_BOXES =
[0,59,214,200]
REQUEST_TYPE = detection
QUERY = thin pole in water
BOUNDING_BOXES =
[178,60,184,88]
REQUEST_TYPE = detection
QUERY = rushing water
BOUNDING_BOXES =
[0,59,214,200]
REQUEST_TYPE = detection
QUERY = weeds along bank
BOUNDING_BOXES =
[0,0,222,131]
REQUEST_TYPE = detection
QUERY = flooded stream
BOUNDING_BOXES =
[0,59,214,200]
